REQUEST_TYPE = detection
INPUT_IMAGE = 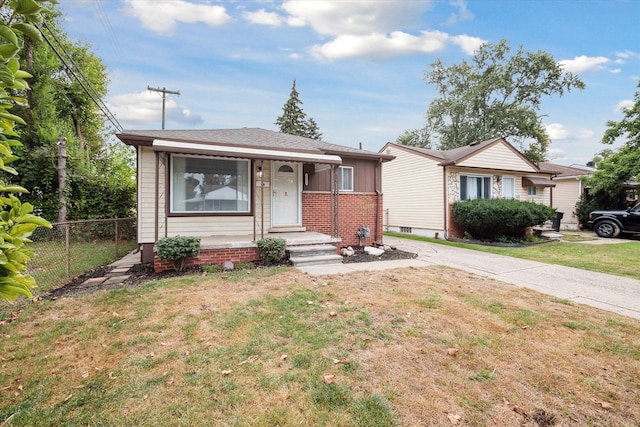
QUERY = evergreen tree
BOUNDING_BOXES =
[305,117,323,140]
[275,80,322,140]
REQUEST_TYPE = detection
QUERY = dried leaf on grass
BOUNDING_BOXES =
[221,370,233,376]
[323,374,336,384]
[447,413,462,424]
[238,354,258,365]
[447,348,459,356]
[591,398,613,410]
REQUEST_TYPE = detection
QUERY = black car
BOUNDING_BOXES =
[587,203,640,238]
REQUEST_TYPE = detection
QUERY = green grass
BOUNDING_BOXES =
[385,232,640,280]
[1,240,137,321]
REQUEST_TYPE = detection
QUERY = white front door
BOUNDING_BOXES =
[272,162,301,227]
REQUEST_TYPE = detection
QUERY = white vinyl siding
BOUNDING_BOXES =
[457,142,537,172]
[137,147,271,243]
[381,145,444,233]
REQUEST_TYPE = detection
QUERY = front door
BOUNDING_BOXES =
[272,162,301,227]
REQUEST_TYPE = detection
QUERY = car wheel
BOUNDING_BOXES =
[594,220,621,238]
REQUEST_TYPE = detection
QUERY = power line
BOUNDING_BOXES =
[36,20,123,132]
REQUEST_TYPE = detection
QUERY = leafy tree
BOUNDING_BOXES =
[420,39,585,162]
[395,127,431,148]
[0,0,53,302]
[586,81,640,202]
[602,81,640,149]
[275,79,323,140]
[13,5,135,221]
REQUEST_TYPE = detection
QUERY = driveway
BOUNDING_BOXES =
[299,235,640,320]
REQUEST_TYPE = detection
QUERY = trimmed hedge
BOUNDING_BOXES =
[256,237,287,264]
[156,235,201,271]
[452,198,556,240]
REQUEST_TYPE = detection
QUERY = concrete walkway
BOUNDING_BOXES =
[298,236,640,321]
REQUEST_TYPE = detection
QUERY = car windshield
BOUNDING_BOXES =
[632,204,640,213]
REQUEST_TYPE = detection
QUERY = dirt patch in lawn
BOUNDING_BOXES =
[3,264,639,426]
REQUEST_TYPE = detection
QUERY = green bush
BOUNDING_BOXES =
[574,192,620,229]
[256,237,287,264]
[156,236,201,272]
[452,198,556,241]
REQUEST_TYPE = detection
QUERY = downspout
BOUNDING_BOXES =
[375,158,382,243]
[442,166,448,238]
[154,150,159,242]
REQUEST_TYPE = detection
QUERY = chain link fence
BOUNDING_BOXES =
[27,218,137,294]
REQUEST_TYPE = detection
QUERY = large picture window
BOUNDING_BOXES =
[338,166,354,191]
[460,174,492,200]
[171,155,250,213]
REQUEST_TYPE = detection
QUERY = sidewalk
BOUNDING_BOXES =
[298,236,640,320]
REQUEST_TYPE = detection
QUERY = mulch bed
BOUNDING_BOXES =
[46,245,417,299]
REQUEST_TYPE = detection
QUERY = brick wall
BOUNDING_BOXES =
[154,247,260,273]
[302,192,383,247]
[447,204,465,238]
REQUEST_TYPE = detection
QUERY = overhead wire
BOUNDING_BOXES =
[36,20,124,132]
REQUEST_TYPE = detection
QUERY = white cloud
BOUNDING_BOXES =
[108,90,203,127]
[616,50,640,60]
[610,68,622,74]
[546,123,570,140]
[445,0,474,25]
[558,55,610,73]
[244,9,284,26]
[450,34,486,54]
[281,0,435,36]
[124,0,230,33]
[615,99,634,112]
[310,30,450,60]
[281,0,481,59]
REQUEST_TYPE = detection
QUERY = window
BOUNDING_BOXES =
[528,186,538,196]
[502,176,515,199]
[170,155,250,213]
[338,166,354,191]
[460,175,492,200]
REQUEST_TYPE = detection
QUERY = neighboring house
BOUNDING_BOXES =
[116,128,393,271]
[380,137,555,239]
[537,162,593,229]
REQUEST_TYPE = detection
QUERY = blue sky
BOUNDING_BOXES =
[61,0,640,166]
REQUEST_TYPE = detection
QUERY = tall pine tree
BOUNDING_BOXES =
[275,80,322,140]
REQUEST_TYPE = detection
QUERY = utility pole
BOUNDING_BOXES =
[147,86,180,129]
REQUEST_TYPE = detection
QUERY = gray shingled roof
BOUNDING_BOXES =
[385,137,505,163]
[117,128,393,161]
[537,162,594,177]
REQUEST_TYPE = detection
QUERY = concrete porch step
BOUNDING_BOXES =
[287,244,339,258]
[289,254,344,267]
[287,243,343,267]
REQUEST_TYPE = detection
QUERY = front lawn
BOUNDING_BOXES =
[1,266,638,426]
[386,232,640,280]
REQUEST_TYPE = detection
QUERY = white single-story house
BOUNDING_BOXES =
[380,137,556,239]
[116,128,394,271]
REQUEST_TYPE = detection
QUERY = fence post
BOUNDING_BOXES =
[65,223,70,281]
[115,219,119,257]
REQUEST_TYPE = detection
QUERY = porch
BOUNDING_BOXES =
[153,231,343,272]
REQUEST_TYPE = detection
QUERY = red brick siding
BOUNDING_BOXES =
[447,204,465,238]
[302,192,383,247]
[154,247,260,273]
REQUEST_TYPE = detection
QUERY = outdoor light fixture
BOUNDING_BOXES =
[256,165,263,180]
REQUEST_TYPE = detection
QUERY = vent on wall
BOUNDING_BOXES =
[400,226,412,233]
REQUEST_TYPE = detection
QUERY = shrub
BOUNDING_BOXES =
[156,236,200,272]
[452,198,556,240]
[256,237,287,264]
